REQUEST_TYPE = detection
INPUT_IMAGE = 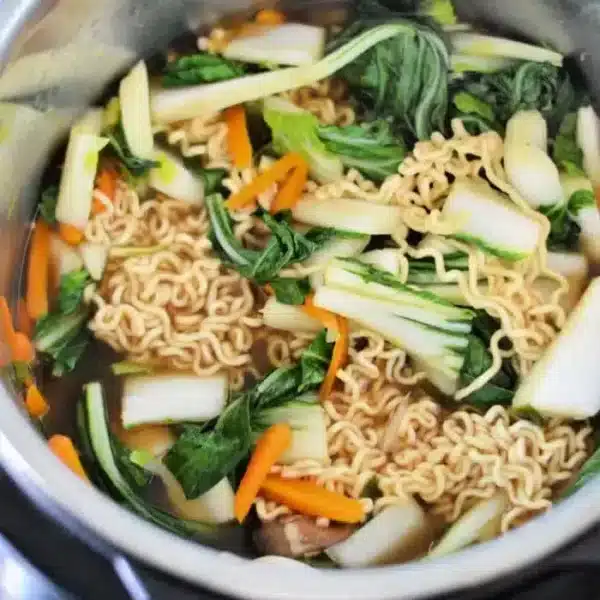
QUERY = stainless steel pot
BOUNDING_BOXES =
[1,1,600,598]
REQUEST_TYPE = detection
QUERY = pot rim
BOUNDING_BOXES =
[1,385,599,600]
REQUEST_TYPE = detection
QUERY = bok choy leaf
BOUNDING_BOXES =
[162,53,246,87]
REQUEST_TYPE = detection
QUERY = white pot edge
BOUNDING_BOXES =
[1,385,600,600]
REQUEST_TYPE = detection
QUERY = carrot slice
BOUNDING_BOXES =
[260,476,364,523]
[234,423,291,523]
[255,9,286,25]
[11,332,35,364]
[58,223,84,246]
[26,221,51,320]
[224,105,253,169]
[302,294,339,332]
[270,160,308,214]
[25,383,49,418]
[48,435,89,481]
[16,298,32,337]
[225,152,306,211]
[96,166,118,203]
[320,315,349,401]
[0,296,15,345]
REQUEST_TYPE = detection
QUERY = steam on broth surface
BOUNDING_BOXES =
[8,0,600,568]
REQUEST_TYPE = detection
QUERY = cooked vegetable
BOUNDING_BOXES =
[120,425,175,458]
[225,152,306,210]
[260,398,329,464]
[10,332,35,365]
[320,315,348,401]
[553,112,584,175]
[262,296,322,333]
[512,277,600,418]
[111,361,155,376]
[260,476,364,523]
[441,179,541,261]
[359,249,403,274]
[564,444,600,498]
[223,23,326,66]
[16,299,32,338]
[505,109,547,150]
[450,54,515,75]
[50,234,84,281]
[78,243,109,281]
[74,108,104,136]
[292,196,406,235]
[48,434,88,481]
[95,165,118,204]
[105,124,159,177]
[576,105,600,187]
[224,105,253,169]
[263,98,343,184]
[301,295,340,332]
[26,221,51,320]
[162,53,245,87]
[39,185,59,224]
[119,61,154,160]
[149,149,205,205]
[254,9,286,25]
[80,382,214,535]
[25,383,49,418]
[151,23,448,134]
[316,120,405,182]
[58,224,84,246]
[562,179,600,263]
[326,498,433,567]
[55,131,108,230]
[235,423,292,522]
[164,332,332,498]
[449,33,562,66]
[121,373,228,428]
[428,492,508,557]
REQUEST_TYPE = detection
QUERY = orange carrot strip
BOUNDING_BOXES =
[48,435,89,481]
[92,197,107,215]
[270,160,308,214]
[26,221,51,320]
[320,315,349,401]
[58,223,84,246]
[16,299,32,338]
[260,476,364,523]
[0,297,15,344]
[235,423,291,523]
[255,9,286,25]
[225,152,306,210]
[302,294,339,332]
[595,187,600,209]
[96,167,118,203]
[11,332,35,364]
[263,284,274,296]
[25,383,49,418]
[224,105,253,169]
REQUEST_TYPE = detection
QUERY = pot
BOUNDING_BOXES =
[1,1,600,598]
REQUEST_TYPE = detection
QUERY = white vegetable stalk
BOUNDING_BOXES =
[223,23,326,66]
[441,179,541,261]
[119,60,154,160]
[513,277,600,418]
[55,131,109,230]
[151,23,417,123]
[261,297,322,333]
[358,249,403,274]
[450,53,515,74]
[50,234,84,280]
[292,196,405,235]
[428,492,508,558]
[73,108,105,136]
[121,373,228,428]
[577,106,600,187]
[327,498,433,567]
[120,425,175,458]
[449,33,563,66]
[148,149,204,204]
[78,242,109,281]
[505,110,547,150]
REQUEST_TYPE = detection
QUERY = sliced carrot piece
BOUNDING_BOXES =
[11,332,35,364]
[235,423,291,523]
[26,221,51,320]
[58,223,84,246]
[48,435,89,482]
[270,160,308,214]
[224,105,253,169]
[260,476,364,523]
[16,299,32,338]
[302,294,339,332]
[320,315,349,401]
[225,152,306,211]
[25,383,49,418]
[0,296,15,344]
[255,9,286,25]
[96,166,118,203]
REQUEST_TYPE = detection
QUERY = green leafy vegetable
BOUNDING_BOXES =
[539,202,581,252]
[423,0,456,25]
[328,0,450,140]
[39,185,59,224]
[452,91,495,122]
[317,120,406,181]
[553,112,585,175]
[206,194,338,304]
[563,444,600,497]
[162,53,245,87]
[57,269,92,315]
[451,62,582,135]
[459,311,517,407]
[568,189,596,217]
[112,436,153,490]
[165,332,333,498]
[105,123,159,177]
